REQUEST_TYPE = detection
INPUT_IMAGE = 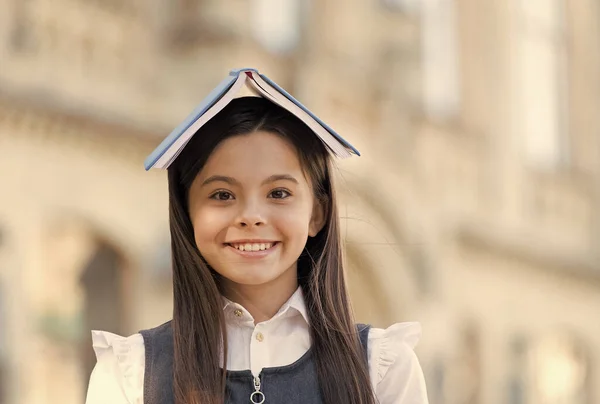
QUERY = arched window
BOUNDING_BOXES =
[79,243,126,383]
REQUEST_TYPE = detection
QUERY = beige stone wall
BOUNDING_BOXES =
[0,101,172,403]
[0,0,598,403]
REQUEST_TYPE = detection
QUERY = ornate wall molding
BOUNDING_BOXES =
[455,221,600,284]
[0,93,162,169]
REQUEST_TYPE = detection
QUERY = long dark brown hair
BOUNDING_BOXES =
[167,97,376,403]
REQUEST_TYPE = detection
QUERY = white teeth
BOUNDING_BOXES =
[230,243,274,251]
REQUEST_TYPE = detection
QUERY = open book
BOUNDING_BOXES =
[144,68,360,170]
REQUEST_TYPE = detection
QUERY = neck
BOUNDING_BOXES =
[220,271,298,323]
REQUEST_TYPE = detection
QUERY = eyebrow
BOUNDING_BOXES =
[201,175,241,187]
[200,174,299,188]
[261,174,299,186]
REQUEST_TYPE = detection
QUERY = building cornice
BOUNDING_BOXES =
[0,90,163,166]
[456,221,600,285]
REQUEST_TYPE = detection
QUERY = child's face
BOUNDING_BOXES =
[188,131,325,293]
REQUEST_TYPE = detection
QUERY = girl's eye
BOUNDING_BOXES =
[210,191,234,201]
[269,189,291,199]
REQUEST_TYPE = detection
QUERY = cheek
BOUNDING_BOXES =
[190,207,232,246]
[274,206,312,240]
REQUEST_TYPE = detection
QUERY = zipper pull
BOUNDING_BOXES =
[250,375,265,403]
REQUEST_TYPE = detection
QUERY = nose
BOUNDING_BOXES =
[236,199,265,228]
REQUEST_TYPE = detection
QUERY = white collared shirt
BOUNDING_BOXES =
[222,287,312,376]
[85,288,429,404]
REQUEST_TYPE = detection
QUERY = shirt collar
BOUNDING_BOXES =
[222,286,309,325]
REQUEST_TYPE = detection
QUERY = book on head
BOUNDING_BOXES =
[144,68,360,171]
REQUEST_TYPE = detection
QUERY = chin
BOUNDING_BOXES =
[228,271,281,287]
[216,263,292,287]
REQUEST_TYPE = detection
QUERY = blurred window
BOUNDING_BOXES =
[9,0,33,53]
[0,227,5,403]
[380,0,420,14]
[517,0,569,169]
[529,334,589,404]
[421,0,460,120]
[251,0,303,54]
[79,244,125,387]
[450,324,481,404]
[508,335,528,404]
[0,283,5,404]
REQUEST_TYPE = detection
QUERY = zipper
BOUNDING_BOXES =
[250,374,265,403]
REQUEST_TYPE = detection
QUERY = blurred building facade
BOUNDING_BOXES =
[0,1,599,404]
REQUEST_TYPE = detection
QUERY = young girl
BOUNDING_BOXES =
[86,83,428,403]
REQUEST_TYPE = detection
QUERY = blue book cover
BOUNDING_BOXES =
[257,73,360,156]
[144,68,358,170]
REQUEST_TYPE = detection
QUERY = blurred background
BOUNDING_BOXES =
[0,0,598,403]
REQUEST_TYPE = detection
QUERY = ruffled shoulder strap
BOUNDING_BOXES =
[366,322,422,388]
[91,330,145,403]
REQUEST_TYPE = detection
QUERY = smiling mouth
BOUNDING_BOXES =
[226,242,279,252]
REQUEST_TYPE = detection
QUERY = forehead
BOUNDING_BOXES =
[199,131,305,180]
